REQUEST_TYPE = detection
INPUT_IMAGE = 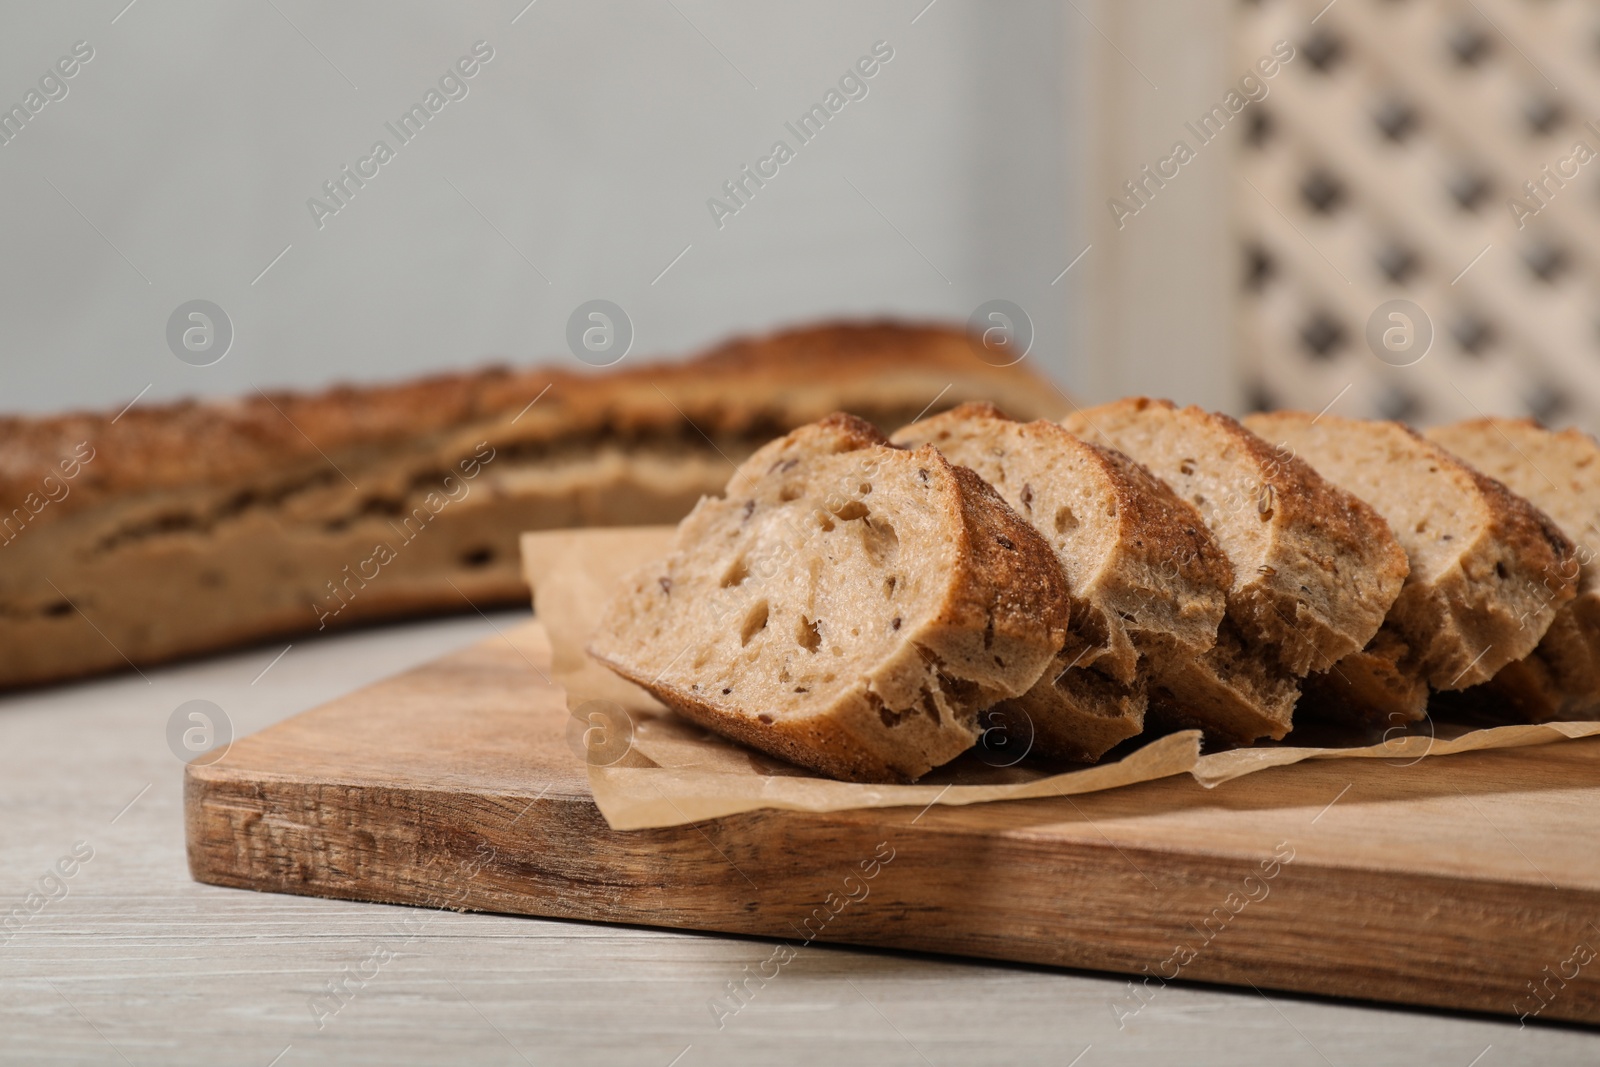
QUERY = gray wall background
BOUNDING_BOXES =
[0,0,1079,415]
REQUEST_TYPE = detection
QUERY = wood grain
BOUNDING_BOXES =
[185,620,1600,1027]
[8,612,1599,1065]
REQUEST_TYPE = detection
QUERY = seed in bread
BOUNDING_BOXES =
[1427,418,1599,720]
[1245,412,1578,709]
[1066,399,1407,678]
[588,413,1072,783]
[893,402,1231,761]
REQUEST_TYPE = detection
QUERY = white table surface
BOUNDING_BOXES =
[3,612,1597,1066]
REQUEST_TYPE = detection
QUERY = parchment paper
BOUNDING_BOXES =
[522,527,1600,830]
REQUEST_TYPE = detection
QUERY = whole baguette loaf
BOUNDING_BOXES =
[1246,412,1578,721]
[892,403,1231,762]
[1427,418,1600,720]
[588,414,1071,782]
[0,321,1065,690]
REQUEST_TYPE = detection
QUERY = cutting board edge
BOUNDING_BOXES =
[183,767,1600,1028]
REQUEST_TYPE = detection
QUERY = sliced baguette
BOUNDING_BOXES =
[1062,399,1405,743]
[1427,418,1600,719]
[1245,413,1578,709]
[1066,399,1406,676]
[892,402,1231,761]
[588,413,1071,782]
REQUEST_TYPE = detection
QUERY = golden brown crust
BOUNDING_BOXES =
[892,407,1082,657]
[1206,408,1409,673]
[1466,454,1578,599]
[593,653,921,783]
[936,462,1072,678]
[729,410,893,490]
[1084,439,1235,658]
[933,400,1009,422]
[0,321,1063,532]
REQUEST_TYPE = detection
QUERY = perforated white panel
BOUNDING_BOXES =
[1236,0,1600,427]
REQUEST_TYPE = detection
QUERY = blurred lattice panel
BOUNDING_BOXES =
[1236,0,1600,428]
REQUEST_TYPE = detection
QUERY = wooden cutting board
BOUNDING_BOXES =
[185,621,1600,1027]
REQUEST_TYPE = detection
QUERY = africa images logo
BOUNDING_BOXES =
[0,40,94,148]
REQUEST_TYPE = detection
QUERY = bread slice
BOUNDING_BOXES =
[1427,418,1600,719]
[1245,413,1578,711]
[0,321,1067,691]
[1299,628,1430,724]
[588,414,1071,783]
[1066,399,1406,677]
[892,403,1231,761]
[1149,618,1307,743]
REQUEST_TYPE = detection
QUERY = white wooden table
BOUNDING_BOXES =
[3,613,1597,1066]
